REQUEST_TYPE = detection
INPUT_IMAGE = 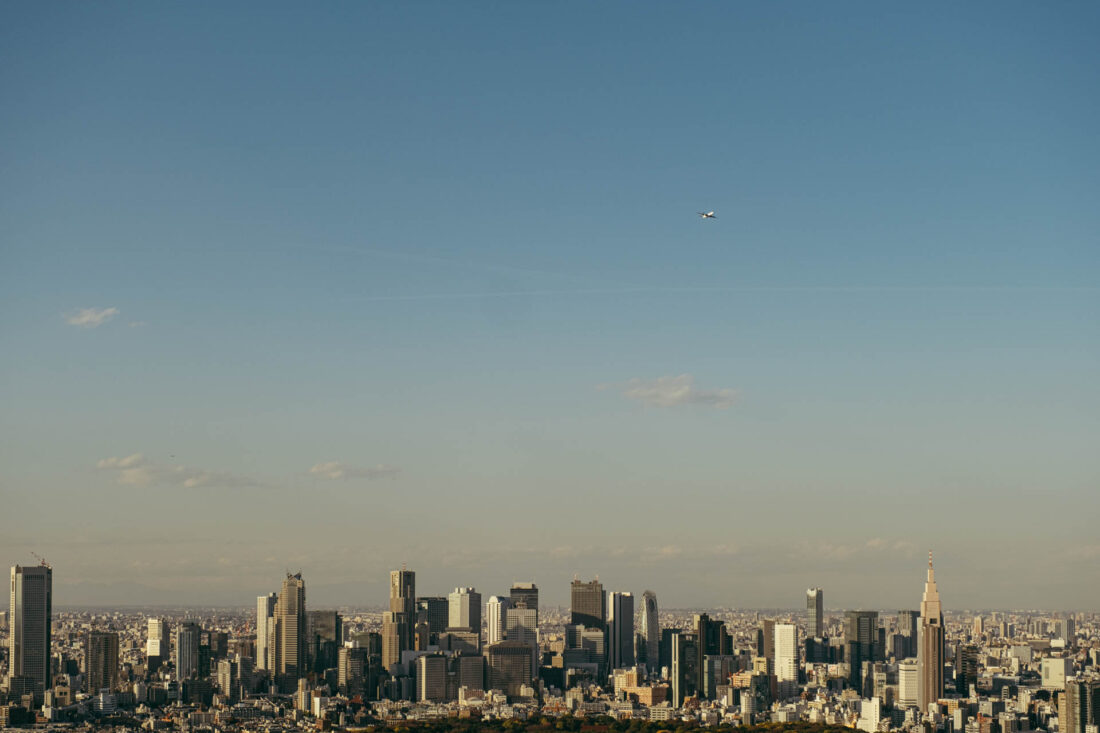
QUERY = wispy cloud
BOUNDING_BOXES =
[65,307,119,328]
[96,454,258,489]
[309,461,400,481]
[793,537,918,562]
[612,374,737,409]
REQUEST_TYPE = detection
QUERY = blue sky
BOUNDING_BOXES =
[1,2,1098,609]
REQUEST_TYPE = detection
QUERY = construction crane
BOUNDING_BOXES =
[30,551,50,568]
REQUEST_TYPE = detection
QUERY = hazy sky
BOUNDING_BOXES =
[1,2,1098,610]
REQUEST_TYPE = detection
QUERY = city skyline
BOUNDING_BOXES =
[2,2,1098,610]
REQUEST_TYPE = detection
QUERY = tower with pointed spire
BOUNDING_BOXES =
[917,552,945,712]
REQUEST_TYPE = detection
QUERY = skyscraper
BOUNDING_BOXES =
[570,578,605,631]
[806,588,824,639]
[485,640,534,698]
[175,622,202,679]
[146,617,171,671]
[416,596,448,642]
[757,619,776,661]
[607,591,635,671]
[448,587,482,634]
[695,613,729,698]
[383,568,415,669]
[509,582,539,612]
[8,564,52,697]
[255,593,277,670]
[85,631,120,693]
[917,552,945,711]
[670,630,698,707]
[897,610,919,659]
[274,572,307,686]
[1063,677,1100,733]
[640,590,659,674]
[307,610,342,674]
[505,605,539,676]
[844,610,879,690]
[774,623,799,698]
[487,596,511,645]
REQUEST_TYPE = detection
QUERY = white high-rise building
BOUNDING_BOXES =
[256,593,277,670]
[448,587,482,635]
[774,623,799,698]
[487,596,511,645]
[898,659,919,708]
[607,591,635,671]
[146,618,170,659]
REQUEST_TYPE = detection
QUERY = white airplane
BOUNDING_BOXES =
[697,210,717,219]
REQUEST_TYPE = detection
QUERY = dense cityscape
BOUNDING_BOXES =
[2,557,1098,733]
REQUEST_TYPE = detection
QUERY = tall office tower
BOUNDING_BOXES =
[338,647,368,696]
[390,568,415,648]
[1060,617,1077,645]
[416,596,448,640]
[608,592,635,671]
[274,572,307,684]
[487,596,511,645]
[955,645,978,695]
[1063,677,1100,733]
[382,569,414,671]
[897,610,919,659]
[390,568,415,616]
[509,582,539,611]
[774,623,799,698]
[844,610,879,690]
[416,654,449,702]
[448,587,482,634]
[806,588,824,639]
[146,617,171,661]
[486,641,534,698]
[972,616,984,638]
[570,578,606,631]
[898,659,919,708]
[694,613,728,698]
[175,622,202,679]
[757,619,776,660]
[381,612,408,670]
[255,593,277,670]
[84,631,119,693]
[7,564,52,697]
[505,606,539,676]
[670,631,699,707]
[640,590,659,673]
[307,610,342,674]
[917,552,945,712]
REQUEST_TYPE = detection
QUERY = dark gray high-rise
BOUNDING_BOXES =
[510,582,539,611]
[7,564,52,698]
[844,610,879,689]
[570,578,605,631]
[806,588,824,638]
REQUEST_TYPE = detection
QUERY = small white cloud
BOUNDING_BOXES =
[97,454,257,489]
[309,461,400,481]
[619,374,737,409]
[97,453,144,469]
[65,307,120,328]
